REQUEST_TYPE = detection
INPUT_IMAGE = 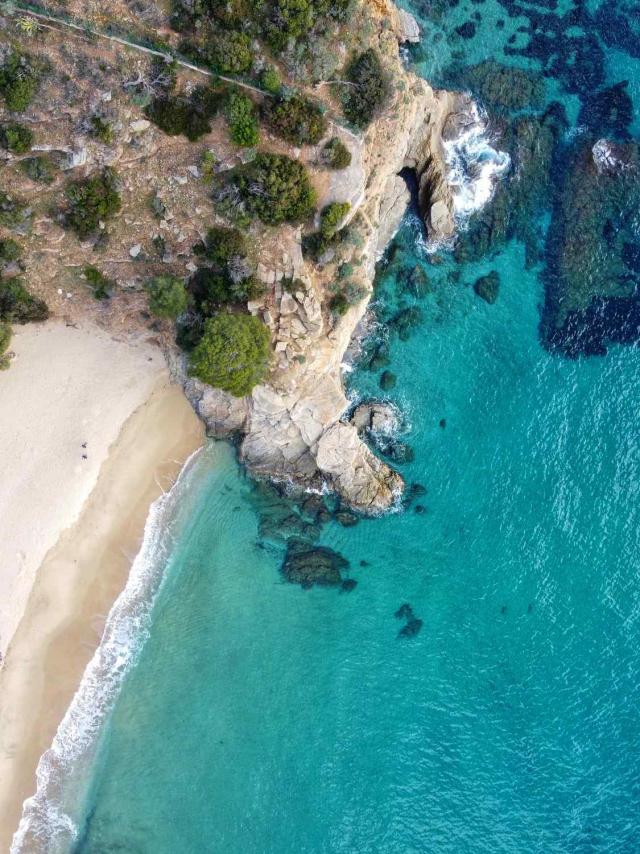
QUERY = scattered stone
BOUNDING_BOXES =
[473,271,500,304]
[130,119,151,133]
[129,244,141,258]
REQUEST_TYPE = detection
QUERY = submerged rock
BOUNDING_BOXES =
[281,540,349,589]
[398,618,423,638]
[394,603,414,620]
[379,370,397,391]
[473,271,500,304]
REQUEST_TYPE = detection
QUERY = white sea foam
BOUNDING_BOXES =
[11,448,203,854]
[442,101,510,223]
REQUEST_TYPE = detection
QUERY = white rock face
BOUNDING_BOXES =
[396,9,421,42]
[316,423,403,512]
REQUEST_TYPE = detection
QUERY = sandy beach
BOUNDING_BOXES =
[0,320,203,849]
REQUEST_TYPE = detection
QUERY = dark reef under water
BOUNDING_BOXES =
[408,0,640,358]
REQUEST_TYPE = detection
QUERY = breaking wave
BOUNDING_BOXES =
[443,101,510,223]
[11,449,203,854]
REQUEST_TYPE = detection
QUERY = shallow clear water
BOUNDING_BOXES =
[25,0,640,851]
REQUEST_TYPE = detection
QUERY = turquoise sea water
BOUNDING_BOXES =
[17,0,640,851]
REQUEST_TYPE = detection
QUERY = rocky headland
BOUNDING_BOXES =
[182,3,469,513]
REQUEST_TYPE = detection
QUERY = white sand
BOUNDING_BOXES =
[0,320,165,659]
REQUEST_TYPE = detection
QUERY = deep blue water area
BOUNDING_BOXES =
[17,0,640,851]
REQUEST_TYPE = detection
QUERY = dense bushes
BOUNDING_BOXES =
[189,312,270,396]
[0,277,49,323]
[0,192,29,229]
[19,155,55,184]
[262,0,351,52]
[235,153,316,225]
[320,201,350,238]
[0,50,41,112]
[64,168,122,238]
[145,87,220,141]
[260,66,281,95]
[321,137,351,169]
[0,239,21,263]
[190,226,263,312]
[226,92,259,147]
[342,50,389,128]
[0,123,33,154]
[145,274,189,318]
[262,95,327,145]
[84,266,115,300]
[302,201,350,260]
[207,31,253,74]
[90,115,114,145]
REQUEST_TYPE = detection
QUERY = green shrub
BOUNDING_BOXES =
[226,92,259,147]
[0,277,49,323]
[262,0,351,52]
[236,153,316,225]
[262,94,327,146]
[329,291,348,315]
[321,137,351,169]
[90,114,114,145]
[260,66,281,95]
[0,239,21,262]
[145,88,220,141]
[0,50,41,112]
[342,49,389,128]
[0,122,33,153]
[320,201,350,238]
[189,312,271,396]
[0,321,11,370]
[0,192,29,229]
[65,168,121,238]
[19,155,55,184]
[84,265,115,300]
[145,274,189,318]
[195,226,247,268]
[189,267,263,314]
[208,31,253,75]
[200,150,217,183]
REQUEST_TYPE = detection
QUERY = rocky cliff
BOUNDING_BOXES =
[184,3,463,514]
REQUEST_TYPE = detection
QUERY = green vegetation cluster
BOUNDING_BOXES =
[145,274,189,318]
[19,155,56,184]
[89,114,115,145]
[262,95,327,146]
[0,49,42,112]
[190,313,270,397]
[225,92,259,147]
[145,86,220,142]
[64,168,122,238]
[233,153,316,225]
[302,201,350,261]
[84,265,115,300]
[321,137,351,169]
[341,49,389,128]
[0,191,29,229]
[0,277,48,323]
[0,122,33,153]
